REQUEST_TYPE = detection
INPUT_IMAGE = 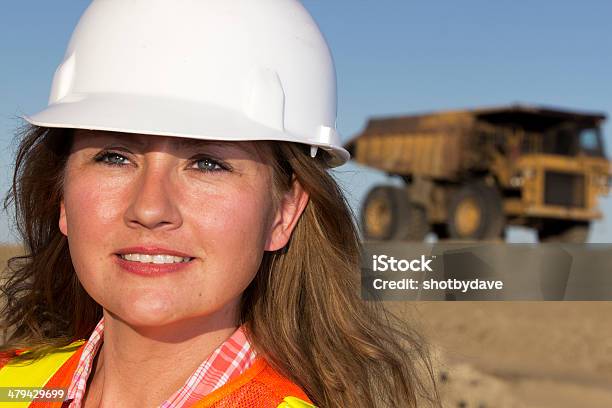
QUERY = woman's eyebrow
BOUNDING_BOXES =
[90,131,258,156]
[97,134,239,152]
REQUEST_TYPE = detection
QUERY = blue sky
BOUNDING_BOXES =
[1,0,611,243]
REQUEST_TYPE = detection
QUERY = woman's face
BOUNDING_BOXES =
[59,130,307,331]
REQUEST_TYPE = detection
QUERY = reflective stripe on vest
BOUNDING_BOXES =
[278,396,317,408]
[0,340,85,408]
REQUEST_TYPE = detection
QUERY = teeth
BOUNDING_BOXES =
[120,254,191,264]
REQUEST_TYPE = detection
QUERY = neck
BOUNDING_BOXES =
[84,307,239,408]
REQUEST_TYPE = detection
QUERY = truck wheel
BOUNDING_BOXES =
[361,186,400,240]
[361,186,429,241]
[395,190,429,242]
[537,220,590,243]
[447,183,505,240]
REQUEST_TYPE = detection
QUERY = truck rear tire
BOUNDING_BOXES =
[395,194,429,242]
[537,220,590,243]
[447,183,505,240]
[361,186,429,241]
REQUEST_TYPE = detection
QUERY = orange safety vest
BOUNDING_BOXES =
[0,341,316,408]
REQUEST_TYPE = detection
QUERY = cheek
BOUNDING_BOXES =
[186,183,273,267]
[62,170,133,302]
[64,173,128,233]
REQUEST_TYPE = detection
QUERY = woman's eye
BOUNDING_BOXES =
[192,157,227,173]
[93,151,227,173]
[94,151,130,166]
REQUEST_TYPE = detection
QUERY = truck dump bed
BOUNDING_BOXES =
[345,105,606,180]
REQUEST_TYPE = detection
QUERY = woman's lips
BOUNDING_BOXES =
[113,254,194,277]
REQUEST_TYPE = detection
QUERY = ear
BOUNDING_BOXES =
[59,199,68,236]
[265,176,309,251]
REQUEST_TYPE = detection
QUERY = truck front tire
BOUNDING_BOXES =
[447,183,505,240]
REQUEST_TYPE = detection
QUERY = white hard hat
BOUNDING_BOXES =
[24,0,349,167]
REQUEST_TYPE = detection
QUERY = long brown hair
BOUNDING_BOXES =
[1,125,439,407]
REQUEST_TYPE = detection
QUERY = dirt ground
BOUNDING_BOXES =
[392,301,612,407]
[0,245,22,266]
[2,245,612,407]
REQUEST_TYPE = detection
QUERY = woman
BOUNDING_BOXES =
[0,1,438,407]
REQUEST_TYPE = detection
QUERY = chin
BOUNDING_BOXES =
[114,291,180,328]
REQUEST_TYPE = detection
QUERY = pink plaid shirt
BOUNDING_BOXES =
[63,317,258,407]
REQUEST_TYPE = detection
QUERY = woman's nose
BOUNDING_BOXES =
[123,159,183,231]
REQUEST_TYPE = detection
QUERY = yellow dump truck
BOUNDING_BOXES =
[346,105,611,242]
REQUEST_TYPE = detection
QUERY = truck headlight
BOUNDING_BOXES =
[510,175,524,187]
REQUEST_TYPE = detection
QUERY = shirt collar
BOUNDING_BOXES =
[64,317,257,408]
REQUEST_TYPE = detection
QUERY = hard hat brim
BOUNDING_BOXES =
[23,93,349,167]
